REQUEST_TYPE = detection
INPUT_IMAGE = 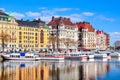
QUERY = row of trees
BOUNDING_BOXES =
[49,35,81,53]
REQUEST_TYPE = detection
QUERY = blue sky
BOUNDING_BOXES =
[0,0,120,45]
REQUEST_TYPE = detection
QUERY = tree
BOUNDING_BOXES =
[60,38,75,53]
[0,31,11,52]
[49,35,58,53]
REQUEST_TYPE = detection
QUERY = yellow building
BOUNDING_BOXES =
[0,10,49,51]
[38,25,49,49]
[0,10,19,51]
[17,19,49,51]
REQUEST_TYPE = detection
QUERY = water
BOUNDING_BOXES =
[0,58,120,80]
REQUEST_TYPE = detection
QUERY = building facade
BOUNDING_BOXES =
[77,22,110,50]
[0,10,49,51]
[96,30,107,50]
[77,22,96,50]
[0,10,110,51]
[48,16,78,51]
[17,19,49,51]
[0,10,19,51]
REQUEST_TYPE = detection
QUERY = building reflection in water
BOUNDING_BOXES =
[0,60,110,80]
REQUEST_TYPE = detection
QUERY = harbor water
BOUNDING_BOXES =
[0,58,120,80]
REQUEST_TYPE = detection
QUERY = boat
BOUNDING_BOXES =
[37,54,64,60]
[110,51,120,57]
[64,53,82,60]
[85,53,94,59]
[1,52,39,60]
[94,52,107,59]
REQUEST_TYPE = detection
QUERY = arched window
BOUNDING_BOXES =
[40,30,44,43]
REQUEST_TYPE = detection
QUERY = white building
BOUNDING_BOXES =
[77,22,109,50]
[48,17,78,51]
[96,30,107,50]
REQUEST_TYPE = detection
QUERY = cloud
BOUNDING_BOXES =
[108,32,120,45]
[26,11,41,18]
[40,13,85,23]
[0,8,5,11]
[41,10,54,16]
[40,16,52,23]
[98,15,115,22]
[21,8,92,23]
[38,8,83,23]
[12,12,25,19]
[109,32,120,39]
[53,8,72,12]
[40,8,80,16]
[82,12,94,16]
[65,14,84,22]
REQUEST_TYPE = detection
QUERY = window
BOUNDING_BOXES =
[19,32,22,35]
[35,37,37,40]
[41,45,43,47]
[35,33,37,36]
[40,30,44,43]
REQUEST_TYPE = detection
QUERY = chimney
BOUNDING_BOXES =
[68,18,70,21]
[52,16,54,20]
[21,19,23,21]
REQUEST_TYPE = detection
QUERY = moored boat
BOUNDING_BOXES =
[94,53,107,59]
[110,52,120,57]
[1,52,39,60]
[37,54,64,60]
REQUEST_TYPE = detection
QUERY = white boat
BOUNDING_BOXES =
[94,53,107,58]
[110,52,120,57]
[64,53,82,60]
[84,52,94,59]
[37,54,64,60]
[1,52,39,60]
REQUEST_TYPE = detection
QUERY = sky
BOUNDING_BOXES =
[0,0,120,45]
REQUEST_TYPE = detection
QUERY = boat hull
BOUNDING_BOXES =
[2,56,37,61]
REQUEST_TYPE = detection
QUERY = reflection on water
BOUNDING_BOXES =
[0,58,120,80]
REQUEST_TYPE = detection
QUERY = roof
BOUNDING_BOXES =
[77,22,95,32]
[16,19,45,28]
[48,16,74,29]
[16,20,39,27]
[44,24,49,29]
[32,18,45,26]
[96,30,104,34]
[0,10,8,17]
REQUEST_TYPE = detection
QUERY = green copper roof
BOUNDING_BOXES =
[8,13,14,21]
[44,25,49,29]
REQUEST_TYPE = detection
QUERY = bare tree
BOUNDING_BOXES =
[0,31,11,52]
[60,38,75,53]
[49,35,59,53]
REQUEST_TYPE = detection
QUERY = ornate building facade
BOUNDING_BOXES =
[48,16,78,51]
[96,30,107,50]
[0,10,49,51]
[0,10,110,51]
[17,19,49,51]
[77,22,96,50]
[77,22,110,50]
[0,10,19,51]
